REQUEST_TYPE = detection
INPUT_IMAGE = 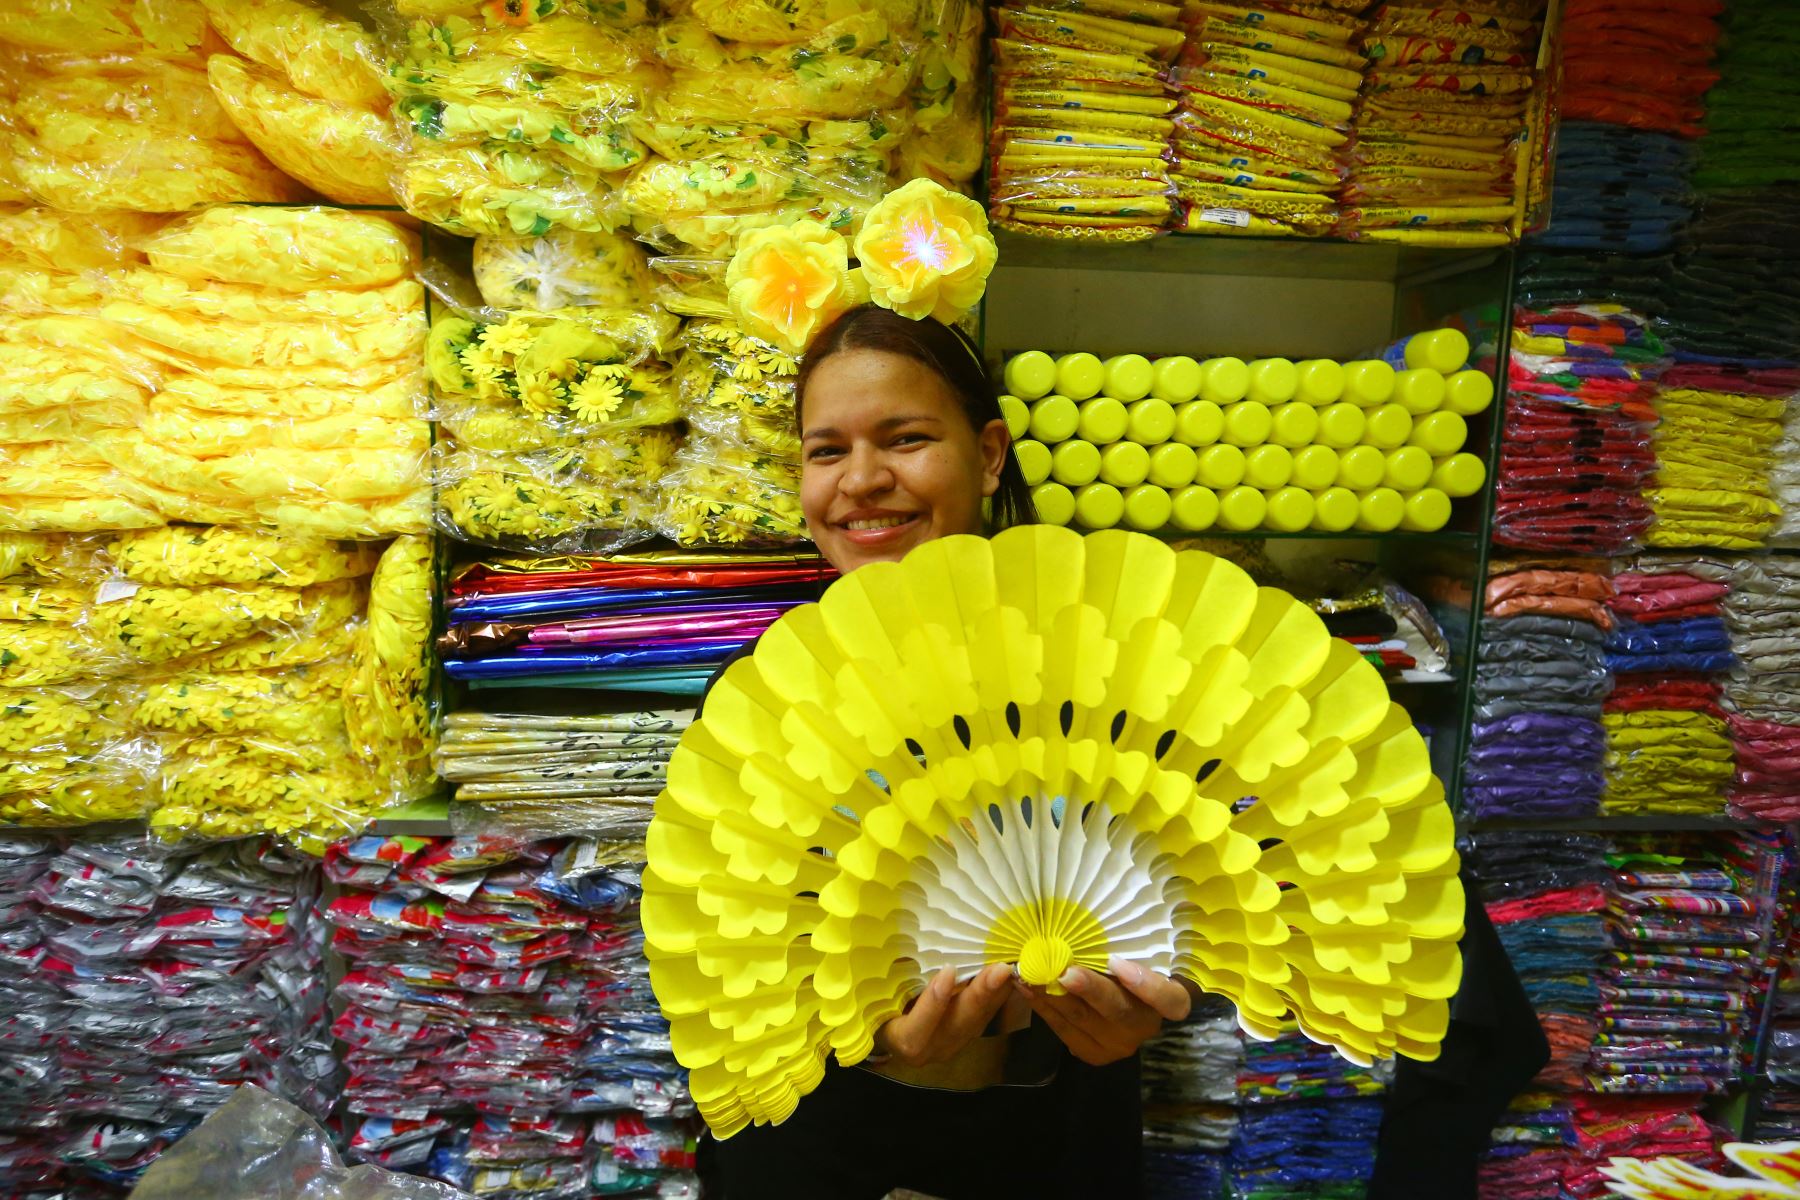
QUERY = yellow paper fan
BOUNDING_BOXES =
[643,525,1464,1137]
[1603,1142,1800,1199]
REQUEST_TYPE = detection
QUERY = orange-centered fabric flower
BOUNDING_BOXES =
[854,179,997,324]
[725,221,857,355]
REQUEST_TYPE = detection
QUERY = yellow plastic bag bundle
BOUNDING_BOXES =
[657,440,806,548]
[342,535,439,807]
[142,206,417,291]
[429,310,676,428]
[153,733,373,840]
[108,525,380,587]
[206,55,400,206]
[472,228,654,311]
[436,445,660,551]
[0,38,308,211]
[86,576,363,670]
[384,8,656,235]
[620,151,885,258]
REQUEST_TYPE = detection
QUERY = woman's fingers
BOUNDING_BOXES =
[882,965,1014,1066]
[1017,983,1116,1064]
[1107,957,1193,1022]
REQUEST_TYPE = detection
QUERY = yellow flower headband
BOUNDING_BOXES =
[724,179,999,356]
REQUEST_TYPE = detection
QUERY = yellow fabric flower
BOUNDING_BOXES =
[517,377,566,415]
[725,221,858,355]
[854,178,997,323]
[478,315,539,357]
[569,372,626,423]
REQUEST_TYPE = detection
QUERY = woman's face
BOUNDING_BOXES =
[800,348,1008,574]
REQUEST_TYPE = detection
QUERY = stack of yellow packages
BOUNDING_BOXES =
[0,534,149,827]
[100,527,435,842]
[988,0,1185,242]
[0,208,165,533]
[0,0,307,212]
[625,0,983,309]
[1170,1,1370,238]
[429,226,684,551]
[202,0,402,205]
[82,206,432,539]
[384,0,660,237]
[662,320,808,548]
[1341,0,1550,246]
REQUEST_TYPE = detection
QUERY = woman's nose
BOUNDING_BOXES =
[840,446,894,497]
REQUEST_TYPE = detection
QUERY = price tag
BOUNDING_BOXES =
[1197,208,1251,228]
[94,580,140,603]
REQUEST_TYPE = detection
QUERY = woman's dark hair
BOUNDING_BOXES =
[795,304,1039,530]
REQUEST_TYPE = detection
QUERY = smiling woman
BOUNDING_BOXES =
[795,305,1038,572]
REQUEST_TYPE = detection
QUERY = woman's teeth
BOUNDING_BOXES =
[845,516,913,531]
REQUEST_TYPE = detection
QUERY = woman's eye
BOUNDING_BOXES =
[893,433,930,447]
[806,445,843,462]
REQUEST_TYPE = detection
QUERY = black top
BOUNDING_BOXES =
[692,643,1144,1200]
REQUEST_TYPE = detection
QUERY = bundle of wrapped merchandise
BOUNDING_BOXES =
[1171,0,1368,239]
[662,319,807,548]
[0,208,165,533]
[1342,0,1551,247]
[987,0,1184,242]
[202,0,402,205]
[0,0,307,211]
[429,235,684,553]
[384,0,660,237]
[0,534,150,827]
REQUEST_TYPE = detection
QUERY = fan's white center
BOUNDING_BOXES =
[894,796,1185,990]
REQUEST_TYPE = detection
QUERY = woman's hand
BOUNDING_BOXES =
[1016,956,1195,1066]
[873,964,1014,1068]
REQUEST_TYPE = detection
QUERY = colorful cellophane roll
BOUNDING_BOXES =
[1339,1,1551,246]
[98,524,394,842]
[0,0,308,212]
[661,320,805,548]
[0,208,166,533]
[428,272,685,552]
[0,533,151,826]
[93,206,428,538]
[202,0,402,205]
[384,0,660,236]
[1170,4,1367,239]
[987,3,1185,242]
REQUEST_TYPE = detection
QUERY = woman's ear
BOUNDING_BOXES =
[978,418,1008,498]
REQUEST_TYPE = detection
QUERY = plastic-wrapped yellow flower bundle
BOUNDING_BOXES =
[342,535,440,807]
[661,319,806,548]
[430,294,685,551]
[203,0,402,205]
[384,0,661,236]
[92,207,433,538]
[0,533,153,826]
[623,0,984,265]
[0,209,165,532]
[0,1,308,212]
[98,525,391,841]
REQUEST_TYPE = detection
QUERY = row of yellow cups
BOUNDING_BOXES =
[1031,481,1457,534]
[1015,437,1486,497]
[1008,398,1474,456]
[1002,341,1490,414]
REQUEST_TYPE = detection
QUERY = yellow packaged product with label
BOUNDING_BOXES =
[87,577,362,670]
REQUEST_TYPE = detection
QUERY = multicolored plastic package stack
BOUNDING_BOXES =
[0,832,332,1196]
[323,834,698,1200]
[1142,1007,1240,1200]
[1170,1,1366,240]
[438,550,831,694]
[1719,557,1800,822]
[1644,365,1786,550]
[1340,0,1551,248]
[1753,890,1800,1140]
[1495,298,1661,555]
[1227,1025,1386,1198]
[1591,834,1785,1098]
[986,1,1183,242]
[1471,830,1614,1198]
[1465,560,1614,820]
[1559,0,1720,138]
[1601,562,1737,817]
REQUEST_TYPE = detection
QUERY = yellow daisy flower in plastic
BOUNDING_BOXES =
[725,221,857,355]
[569,372,625,423]
[479,315,538,357]
[517,376,565,415]
[854,178,997,324]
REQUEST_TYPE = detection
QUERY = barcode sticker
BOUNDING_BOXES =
[1198,207,1251,228]
[94,580,140,603]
